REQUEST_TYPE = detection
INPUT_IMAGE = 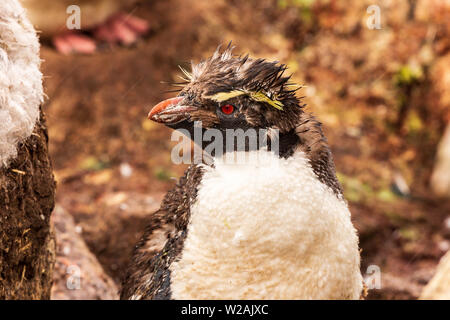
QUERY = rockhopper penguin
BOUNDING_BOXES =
[120,46,363,300]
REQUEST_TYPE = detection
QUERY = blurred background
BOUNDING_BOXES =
[22,0,450,299]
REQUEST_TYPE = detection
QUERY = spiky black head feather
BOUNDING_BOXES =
[176,45,305,132]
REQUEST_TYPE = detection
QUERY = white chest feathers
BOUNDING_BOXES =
[0,0,43,167]
[170,150,363,299]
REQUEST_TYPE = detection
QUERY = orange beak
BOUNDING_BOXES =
[148,97,197,125]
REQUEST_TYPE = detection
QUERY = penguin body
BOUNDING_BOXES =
[170,149,362,299]
[121,46,363,300]
[122,149,363,300]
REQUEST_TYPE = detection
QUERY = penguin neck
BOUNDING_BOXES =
[169,149,362,299]
[275,128,301,158]
[201,125,342,198]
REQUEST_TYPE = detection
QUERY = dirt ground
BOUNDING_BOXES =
[40,0,450,299]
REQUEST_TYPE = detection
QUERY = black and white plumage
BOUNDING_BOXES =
[120,46,363,300]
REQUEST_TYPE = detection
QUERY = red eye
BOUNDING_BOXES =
[221,104,235,115]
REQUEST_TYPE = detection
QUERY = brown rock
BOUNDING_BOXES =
[431,124,450,197]
[51,205,119,300]
[420,251,450,299]
[73,192,163,283]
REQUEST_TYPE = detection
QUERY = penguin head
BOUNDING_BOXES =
[148,45,305,156]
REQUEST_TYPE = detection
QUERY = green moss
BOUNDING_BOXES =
[278,0,316,24]
[337,172,374,203]
[394,65,423,87]
[406,111,423,133]
[384,210,408,226]
[398,227,420,241]
[154,167,175,181]
[337,172,398,204]
[79,156,109,171]
[376,189,397,203]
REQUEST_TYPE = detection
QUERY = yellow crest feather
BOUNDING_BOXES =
[206,90,246,102]
[206,90,284,110]
[248,91,284,110]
